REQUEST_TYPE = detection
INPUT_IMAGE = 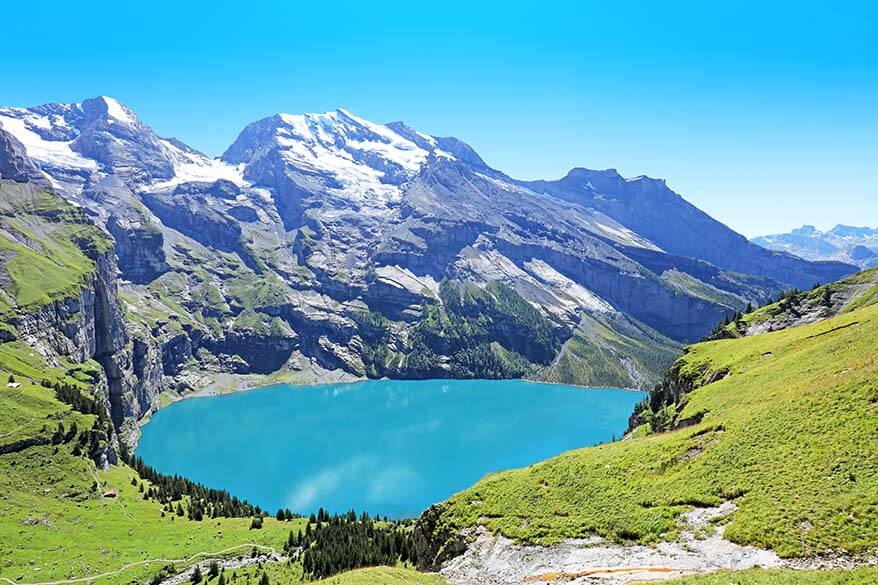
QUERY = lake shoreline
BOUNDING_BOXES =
[166,375,643,408]
[136,379,644,519]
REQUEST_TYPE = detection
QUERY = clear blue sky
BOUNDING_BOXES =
[3,0,875,236]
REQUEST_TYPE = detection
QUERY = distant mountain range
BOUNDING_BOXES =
[0,96,857,440]
[753,225,878,269]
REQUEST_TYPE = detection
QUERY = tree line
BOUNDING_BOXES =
[45,379,115,464]
[284,509,417,579]
[47,376,270,521]
[126,454,263,519]
[702,282,833,342]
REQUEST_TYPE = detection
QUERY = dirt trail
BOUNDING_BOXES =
[527,567,688,582]
[0,544,283,585]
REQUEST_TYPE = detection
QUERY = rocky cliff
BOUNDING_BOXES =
[0,180,162,448]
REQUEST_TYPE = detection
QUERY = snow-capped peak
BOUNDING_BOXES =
[0,96,249,195]
[273,108,431,175]
[99,96,137,126]
[222,108,459,210]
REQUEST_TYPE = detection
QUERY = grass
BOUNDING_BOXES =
[226,565,445,585]
[311,567,446,584]
[431,298,878,558]
[0,447,299,584]
[0,183,111,313]
[665,567,878,584]
[535,312,680,389]
[715,267,878,339]
[0,339,296,585]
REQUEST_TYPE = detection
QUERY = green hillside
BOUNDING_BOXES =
[0,333,296,585]
[422,287,878,559]
[0,182,111,315]
[535,311,681,389]
[665,567,878,584]
[0,185,294,585]
[1,180,874,584]
[707,267,878,341]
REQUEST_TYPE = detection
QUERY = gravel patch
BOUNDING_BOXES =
[440,503,789,584]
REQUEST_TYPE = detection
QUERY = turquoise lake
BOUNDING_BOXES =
[136,379,644,519]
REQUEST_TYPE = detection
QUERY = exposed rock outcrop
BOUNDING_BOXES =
[0,128,45,184]
[414,504,469,572]
[106,212,168,283]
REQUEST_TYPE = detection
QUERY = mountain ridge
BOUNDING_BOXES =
[0,96,858,445]
[753,224,878,269]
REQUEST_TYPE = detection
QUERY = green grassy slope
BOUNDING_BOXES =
[427,295,878,558]
[0,346,296,585]
[0,183,111,315]
[709,267,878,340]
[311,567,445,585]
[535,312,681,389]
[0,182,297,585]
[223,564,445,585]
[666,567,878,584]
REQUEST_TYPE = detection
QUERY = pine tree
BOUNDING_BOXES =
[259,573,269,585]
[191,565,203,584]
[208,561,220,579]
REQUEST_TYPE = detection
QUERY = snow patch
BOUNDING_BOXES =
[0,112,98,171]
[374,265,440,297]
[272,109,435,209]
[150,139,248,189]
[524,259,615,314]
[101,96,136,126]
[475,172,541,197]
[415,130,438,147]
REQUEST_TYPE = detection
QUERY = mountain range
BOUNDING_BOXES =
[753,224,878,268]
[0,96,857,443]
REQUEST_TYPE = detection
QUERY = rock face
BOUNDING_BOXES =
[413,504,469,572]
[0,128,45,184]
[0,182,161,447]
[0,96,861,440]
[527,168,856,289]
[106,212,168,283]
